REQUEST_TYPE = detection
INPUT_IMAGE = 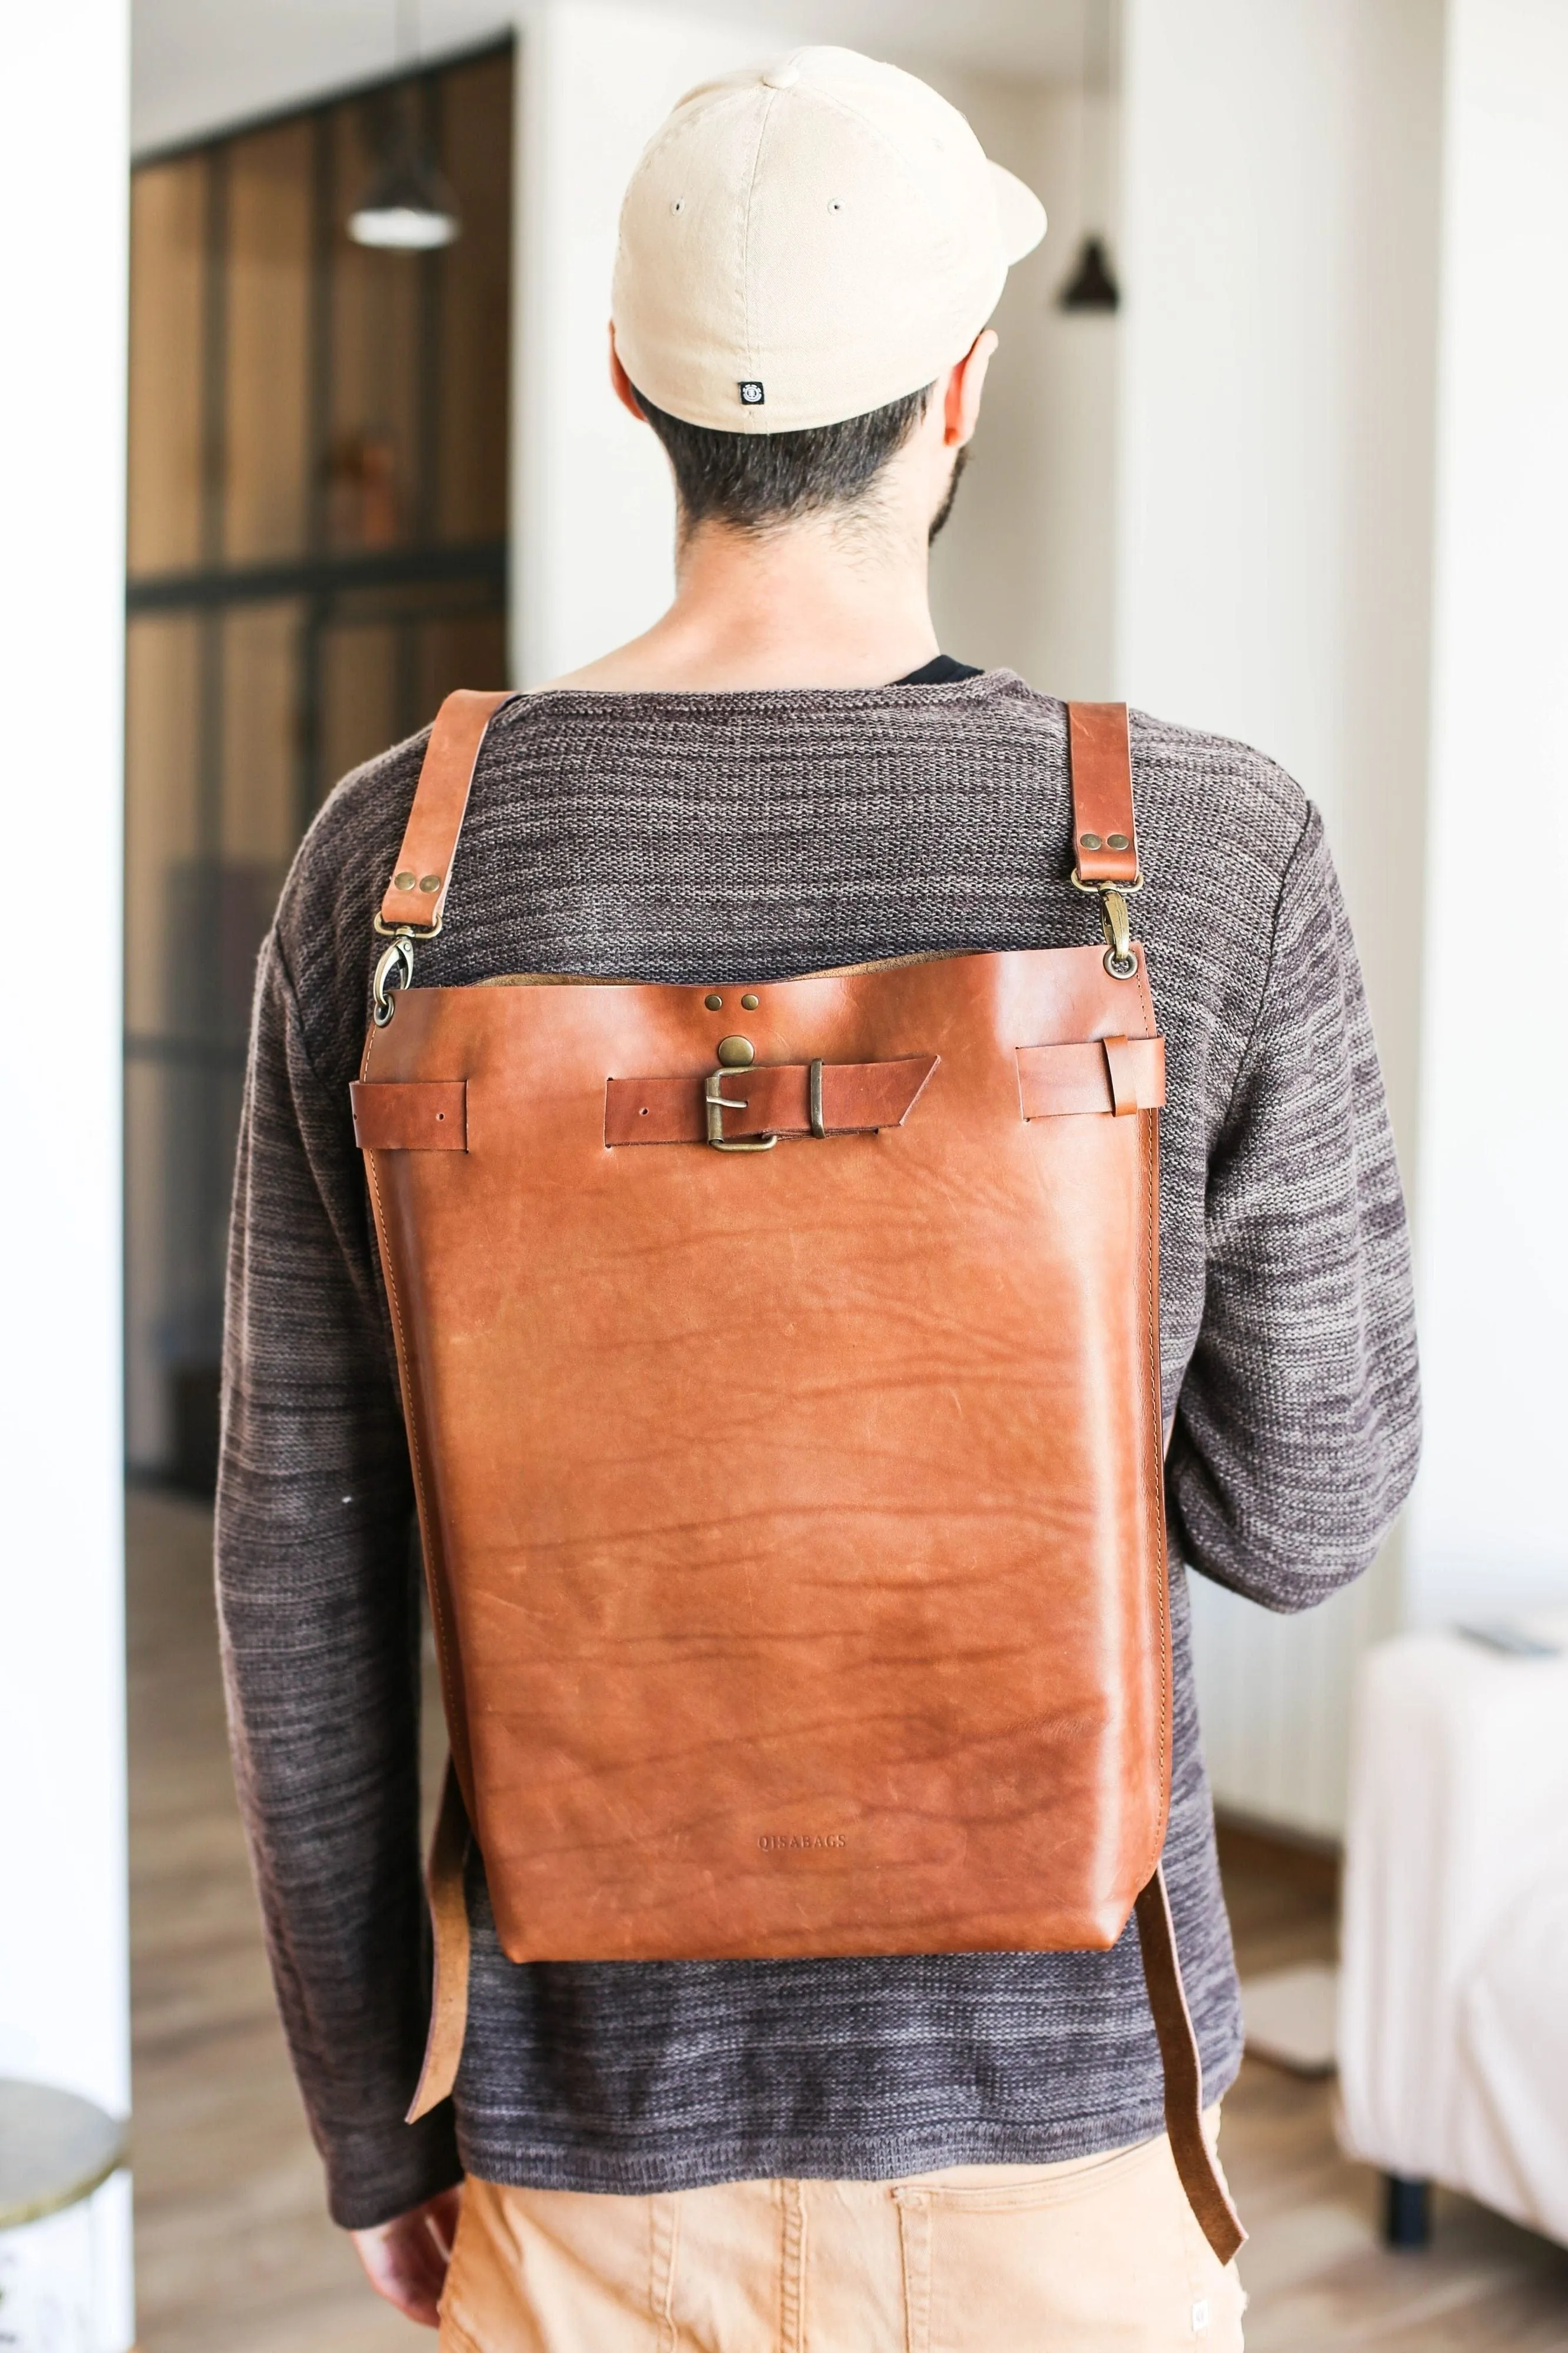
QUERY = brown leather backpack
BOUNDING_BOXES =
[353,691,1243,2262]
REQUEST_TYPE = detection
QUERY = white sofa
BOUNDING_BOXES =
[1337,1624,1568,2246]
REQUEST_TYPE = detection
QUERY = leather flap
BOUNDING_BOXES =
[352,1079,468,1151]
[606,1055,938,1147]
[1017,1036,1165,1119]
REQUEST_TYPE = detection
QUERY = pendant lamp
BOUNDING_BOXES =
[349,147,461,251]
[1055,0,1120,314]
[1057,234,1120,312]
[348,0,461,251]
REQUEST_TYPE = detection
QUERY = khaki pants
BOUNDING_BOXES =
[439,2114,1246,2352]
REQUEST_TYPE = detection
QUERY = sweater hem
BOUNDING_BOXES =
[451,2044,1243,2198]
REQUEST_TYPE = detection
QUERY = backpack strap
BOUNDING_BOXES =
[406,1759,473,2124]
[1066,701,1140,885]
[409,1796,1245,2266]
[378,688,522,939]
[1066,702,1143,981]
[1135,1865,1247,2263]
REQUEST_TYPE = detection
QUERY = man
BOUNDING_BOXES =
[219,47,1419,2351]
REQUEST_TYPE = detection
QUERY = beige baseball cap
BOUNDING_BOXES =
[612,46,1046,435]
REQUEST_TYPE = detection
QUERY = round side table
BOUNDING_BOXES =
[0,2079,128,2351]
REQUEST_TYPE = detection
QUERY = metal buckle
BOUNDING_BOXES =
[704,1068,778,1152]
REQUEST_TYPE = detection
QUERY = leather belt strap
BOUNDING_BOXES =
[408,1787,1244,2265]
[1067,702,1139,886]
[1135,1867,1247,2264]
[606,1055,938,1147]
[406,1761,473,2124]
[379,689,521,937]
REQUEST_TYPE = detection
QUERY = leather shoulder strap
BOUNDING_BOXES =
[1135,1866,1247,2264]
[1067,702,1139,886]
[379,688,521,936]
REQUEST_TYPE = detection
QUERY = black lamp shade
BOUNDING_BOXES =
[1058,234,1120,313]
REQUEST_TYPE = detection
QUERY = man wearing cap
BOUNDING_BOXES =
[220,46,1418,2351]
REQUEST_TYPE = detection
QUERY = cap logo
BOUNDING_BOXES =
[738,380,765,406]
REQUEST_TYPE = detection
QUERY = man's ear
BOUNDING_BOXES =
[943,329,997,449]
[608,325,646,422]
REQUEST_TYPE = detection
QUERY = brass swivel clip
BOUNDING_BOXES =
[1070,869,1142,981]
[372,929,415,1026]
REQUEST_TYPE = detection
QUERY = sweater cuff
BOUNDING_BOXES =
[323,2102,464,2232]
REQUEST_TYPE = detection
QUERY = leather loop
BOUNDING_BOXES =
[1134,1867,1247,2265]
[351,1080,468,1151]
[379,690,521,936]
[1017,1036,1164,1119]
[405,1759,473,2122]
[1067,703,1139,885]
[1102,1036,1142,1117]
[605,1055,938,1147]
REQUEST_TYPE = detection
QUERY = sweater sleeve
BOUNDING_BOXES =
[215,930,462,2230]
[1166,805,1420,1608]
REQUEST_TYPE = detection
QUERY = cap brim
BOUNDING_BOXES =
[989,160,1046,264]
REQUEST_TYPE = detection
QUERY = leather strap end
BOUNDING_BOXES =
[405,1759,473,2124]
[1135,1867,1246,2265]
[1103,1035,1143,1117]
[352,1080,468,1151]
[1067,702,1139,886]
[1017,1036,1164,1121]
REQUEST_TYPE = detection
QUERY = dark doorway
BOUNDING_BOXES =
[125,42,512,1489]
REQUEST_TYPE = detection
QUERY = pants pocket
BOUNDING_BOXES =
[893,2136,1245,2353]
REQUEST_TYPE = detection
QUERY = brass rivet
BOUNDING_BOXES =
[419,873,442,892]
[1079,832,1102,852]
[716,1034,753,1068]
[394,870,416,891]
[741,992,760,1010]
[1107,833,1129,852]
[704,992,723,1011]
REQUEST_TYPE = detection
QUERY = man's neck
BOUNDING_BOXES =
[547,511,940,693]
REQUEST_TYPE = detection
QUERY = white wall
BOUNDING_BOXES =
[0,2,135,2344]
[925,78,1118,696]
[1117,0,1446,1835]
[1407,0,1568,1628]
[511,0,793,686]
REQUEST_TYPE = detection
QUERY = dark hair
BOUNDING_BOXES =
[633,382,934,532]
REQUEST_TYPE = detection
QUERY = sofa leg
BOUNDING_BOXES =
[1383,2174,1431,2248]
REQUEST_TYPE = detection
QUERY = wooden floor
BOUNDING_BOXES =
[128,1489,1568,2350]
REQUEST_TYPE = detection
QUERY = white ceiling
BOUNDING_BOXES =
[133,0,1093,156]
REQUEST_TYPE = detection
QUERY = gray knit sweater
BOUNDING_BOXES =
[218,669,1419,2231]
